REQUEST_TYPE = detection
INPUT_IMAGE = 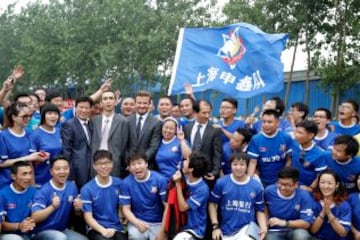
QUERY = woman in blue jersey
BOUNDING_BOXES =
[0,103,45,188]
[29,103,63,186]
[310,170,351,240]
[155,117,191,180]
[348,173,360,240]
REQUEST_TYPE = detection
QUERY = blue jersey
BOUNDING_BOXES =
[292,142,327,186]
[81,176,123,231]
[220,119,245,143]
[32,180,78,232]
[248,131,294,186]
[183,177,209,238]
[314,129,338,150]
[179,117,195,127]
[252,118,293,134]
[325,152,360,193]
[155,137,183,180]
[0,184,36,235]
[0,129,31,188]
[221,142,235,175]
[348,193,360,232]
[210,175,264,236]
[265,184,314,231]
[29,126,63,185]
[312,200,351,240]
[119,171,167,223]
[332,121,360,136]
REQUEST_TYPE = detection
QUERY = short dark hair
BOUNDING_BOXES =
[188,151,209,178]
[296,120,318,137]
[11,161,32,175]
[334,135,359,157]
[235,128,253,144]
[45,91,62,102]
[50,156,70,168]
[269,97,285,115]
[14,93,31,103]
[222,98,238,109]
[135,90,152,102]
[93,150,113,163]
[29,93,40,103]
[127,150,148,166]
[180,97,195,107]
[229,152,249,166]
[262,109,280,119]
[291,102,309,120]
[278,167,299,182]
[193,100,212,113]
[342,99,359,113]
[314,108,332,119]
[75,96,94,107]
[40,103,60,125]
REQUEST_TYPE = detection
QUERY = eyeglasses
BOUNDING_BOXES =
[94,161,112,166]
[277,181,296,189]
[17,114,32,120]
[339,105,353,111]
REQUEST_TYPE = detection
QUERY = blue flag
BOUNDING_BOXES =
[168,23,288,98]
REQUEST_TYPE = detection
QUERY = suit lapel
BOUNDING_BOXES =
[108,115,119,139]
[75,118,90,145]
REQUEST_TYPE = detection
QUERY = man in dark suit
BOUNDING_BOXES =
[183,100,223,185]
[61,96,94,189]
[128,90,161,169]
[91,90,133,178]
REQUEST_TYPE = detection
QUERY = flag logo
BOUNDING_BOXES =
[217,27,246,69]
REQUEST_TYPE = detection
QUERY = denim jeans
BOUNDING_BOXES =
[32,229,88,240]
[265,229,312,240]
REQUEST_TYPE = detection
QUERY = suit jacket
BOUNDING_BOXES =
[128,114,161,167]
[91,113,134,178]
[61,117,92,188]
[184,122,223,177]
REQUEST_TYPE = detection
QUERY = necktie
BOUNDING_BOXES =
[99,119,110,150]
[136,116,142,139]
[192,124,202,151]
[83,122,91,143]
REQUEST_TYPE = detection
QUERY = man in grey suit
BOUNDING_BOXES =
[91,90,134,178]
[61,96,94,189]
[183,100,223,186]
[128,90,161,169]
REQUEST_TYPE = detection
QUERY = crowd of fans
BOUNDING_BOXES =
[0,65,360,240]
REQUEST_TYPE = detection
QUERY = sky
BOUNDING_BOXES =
[0,0,308,72]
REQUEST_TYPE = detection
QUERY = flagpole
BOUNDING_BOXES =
[168,28,185,96]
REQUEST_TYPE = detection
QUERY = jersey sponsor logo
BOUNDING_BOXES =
[7,203,16,209]
[259,147,267,152]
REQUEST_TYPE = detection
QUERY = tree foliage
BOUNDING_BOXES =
[0,0,213,96]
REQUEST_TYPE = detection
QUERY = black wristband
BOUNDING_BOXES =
[212,223,219,230]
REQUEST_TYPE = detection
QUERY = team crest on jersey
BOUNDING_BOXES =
[249,192,256,199]
[7,203,16,209]
[217,27,246,69]
[68,195,74,203]
[151,186,158,194]
[294,204,300,211]
[171,146,179,152]
[302,160,311,168]
[280,144,286,152]
[115,189,119,196]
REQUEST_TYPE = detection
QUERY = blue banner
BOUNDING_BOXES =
[168,23,288,98]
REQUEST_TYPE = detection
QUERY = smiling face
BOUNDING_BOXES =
[319,173,338,198]
[93,157,113,179]
[76,101,92,121]
[277,178,297,197]
[12,107,32,128]
[44,111,60,128]
[50,159,70,187]
[158,98,172,118]
[231,159,247,181]
[261,114,279,135]
[312,110,330,131]
[135,96,151,115]
[128,158,148,180]
[162,120,177,141]
[294,126,314,145]
[12,165,33,191]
